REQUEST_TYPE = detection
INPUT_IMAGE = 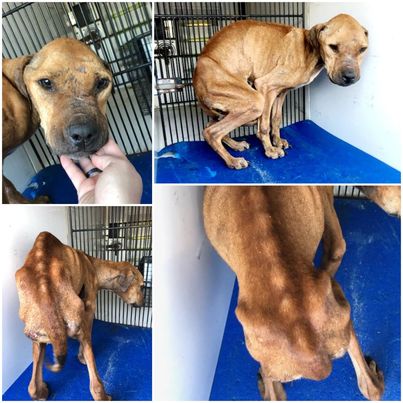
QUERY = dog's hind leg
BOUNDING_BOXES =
[348,327,384,400]
[270,91,289,150]
[194,57,264,168]
[256,88,285,159]
[77,296,111,401]
[28,342,49,400]
[204,105,263,169]
[320,189,346,277]
[78,331,111,401]
[257,367,287,401]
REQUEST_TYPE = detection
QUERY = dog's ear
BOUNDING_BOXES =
[308,23,327,50]
[3,55,34,98]
[115,271,135,292]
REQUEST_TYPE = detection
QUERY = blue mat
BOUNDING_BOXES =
[210,198,401,400]
[3,320,152,401]
[156,120,400,184]
[22,152,152,204]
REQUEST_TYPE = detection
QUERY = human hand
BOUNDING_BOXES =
[60,137,143,204]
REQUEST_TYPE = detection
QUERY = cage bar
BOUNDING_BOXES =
[154,2,306,147]
[69,206,152,328]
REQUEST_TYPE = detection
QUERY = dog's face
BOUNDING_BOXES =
[21,38,113,158]
[115,264,145,308]
[311,14,368,86]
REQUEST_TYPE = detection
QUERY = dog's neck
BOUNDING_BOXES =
[88,256,129,290]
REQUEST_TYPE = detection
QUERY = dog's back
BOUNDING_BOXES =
[203,186,352,382]
[15,232,87,370]
[194,20,303,93]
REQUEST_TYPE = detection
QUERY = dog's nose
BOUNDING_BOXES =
[67,124,96,148]
[341,69,356,85]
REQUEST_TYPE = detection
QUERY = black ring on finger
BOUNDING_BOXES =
[85,168,102,178]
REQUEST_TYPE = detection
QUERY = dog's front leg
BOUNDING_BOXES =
[28,342,49,400]
[270,91,290,150]
[348,327,384,400]
[255,86,285,159]
[257,367,287,401]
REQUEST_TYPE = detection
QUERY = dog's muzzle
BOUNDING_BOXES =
[330,68,359,87]
[66,122,99,150]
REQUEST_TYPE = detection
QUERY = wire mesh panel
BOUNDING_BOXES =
[334,186,364,198]
[154,2,306,148]
[2,2,152,172]
[69,206,152,328]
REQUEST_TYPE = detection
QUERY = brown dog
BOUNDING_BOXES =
[2,38,113,203]
[358,186,401,216]
[204,186,385,400]
[193,14,368,169]
[15,231,144,401]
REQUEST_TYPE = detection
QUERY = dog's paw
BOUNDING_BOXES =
[265,147,285,159]
[233,140,250,151]
[359,356,384,401]
[227,157,249,169]
[29,381,49,400]
[279,138,289,149]
[272,136,289,150]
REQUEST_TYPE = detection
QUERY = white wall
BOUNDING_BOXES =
[3,146,36,192]
[308,3,401,170]
[153,186,235,400]
[1,206,69,392]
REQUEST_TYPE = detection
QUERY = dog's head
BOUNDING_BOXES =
[15,37,113,158]
[309,14,368,86]
[113,264,145,308]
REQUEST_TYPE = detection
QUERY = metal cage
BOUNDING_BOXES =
[154,2,306,148]
[334,186,364,198]
[2,2,152,171]
[69,206,152,328]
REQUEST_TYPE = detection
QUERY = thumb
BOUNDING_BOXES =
[90,153,115,171]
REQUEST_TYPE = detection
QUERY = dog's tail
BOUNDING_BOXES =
[41,300,68,372]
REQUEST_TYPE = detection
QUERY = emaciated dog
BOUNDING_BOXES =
[193,14,368,169]
[15,232,144,400]
[203,186,394,400]
[2,38,113,203]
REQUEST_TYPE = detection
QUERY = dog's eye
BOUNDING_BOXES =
[38,78,53,91]
[96,78,110,92]
[329,44,339,53]
[359,47,367,54]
